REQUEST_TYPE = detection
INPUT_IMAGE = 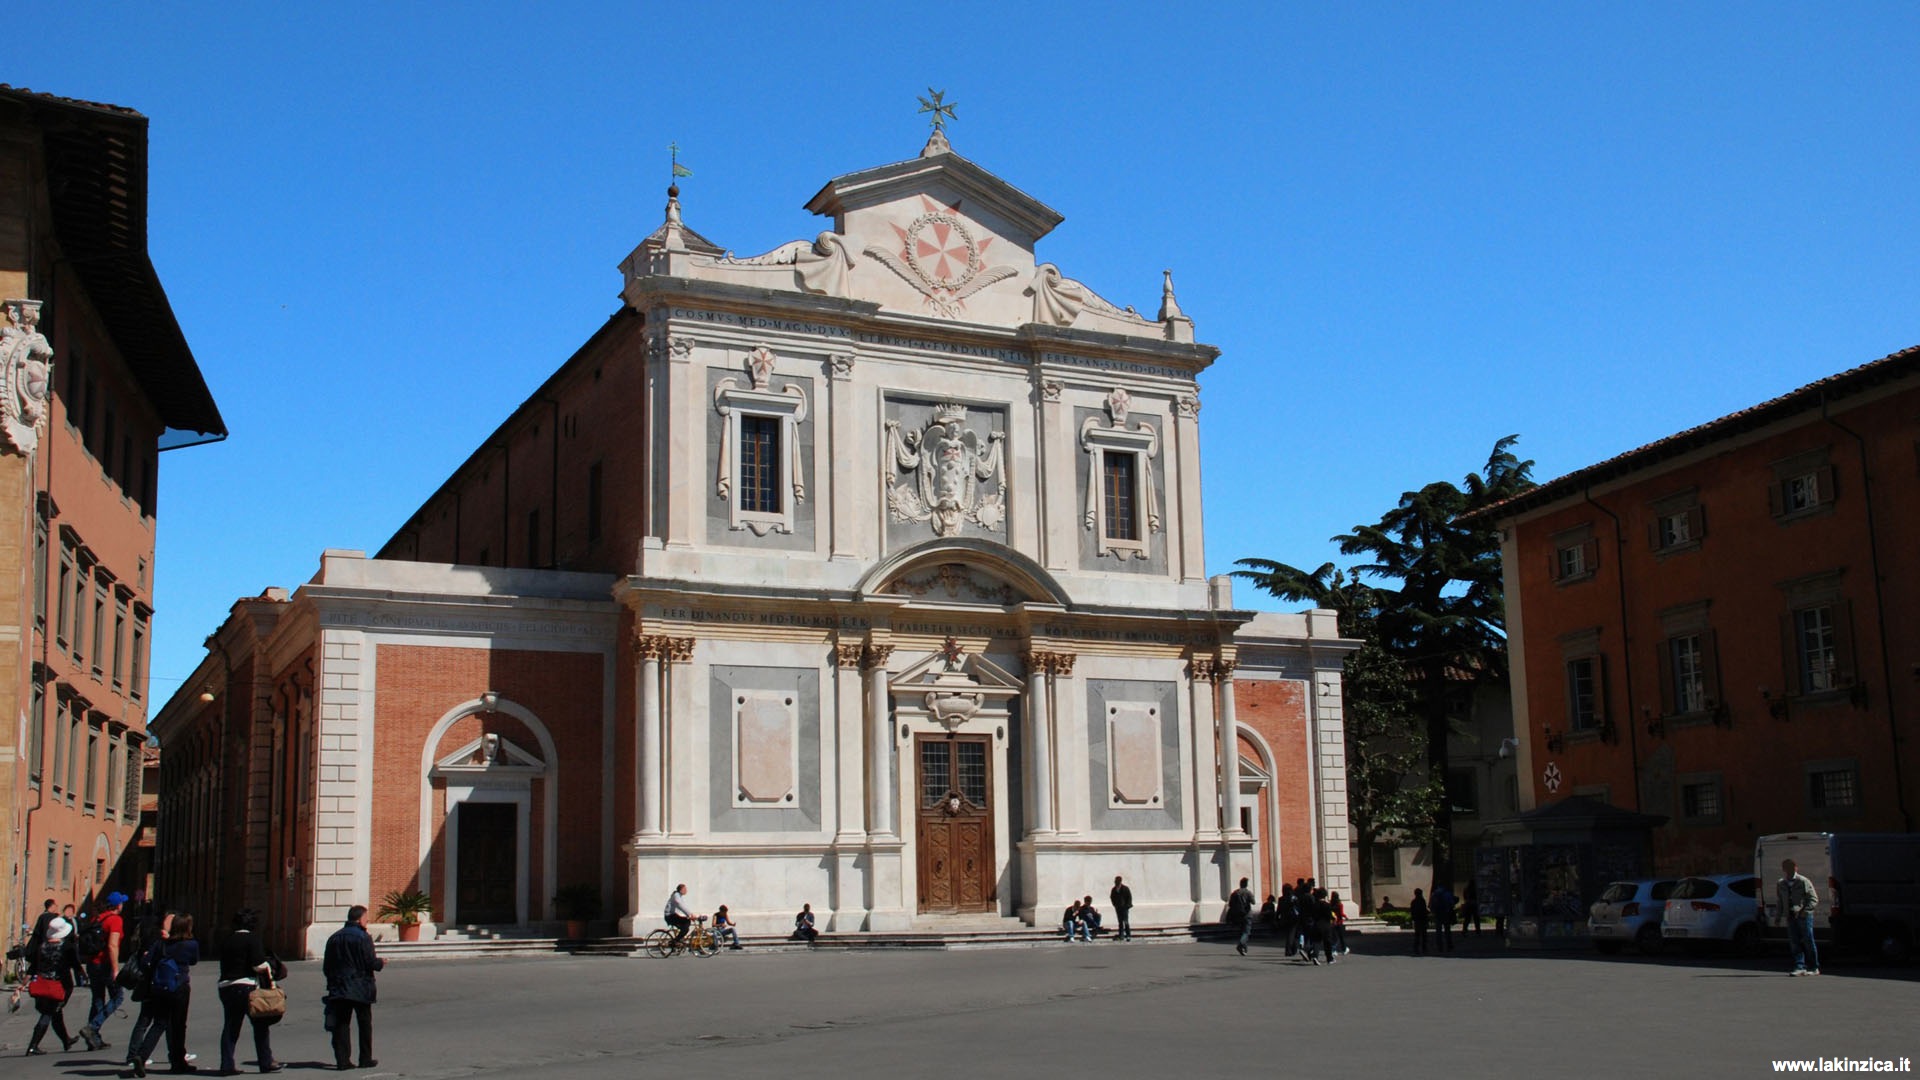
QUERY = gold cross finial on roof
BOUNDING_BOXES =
[917,89,957,132]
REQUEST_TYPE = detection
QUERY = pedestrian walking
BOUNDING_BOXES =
[124,912,200,1077]
[1276,884,1298,957]
[1329,891,1350,955]
[217,908,285,1075]
[121,910,171,1073]
[1433,883,1457,952]
[82,891,129,1051]
[1410,889,1430,954]
[1777,859,1821,976]
[321,906,385,1071]
[23,915,85,1055]
[1109,876,1134,941]
[1462,879,1482,934]
[1228,877,1256,956]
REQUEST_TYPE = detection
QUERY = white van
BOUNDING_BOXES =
[1755,832,1920,960]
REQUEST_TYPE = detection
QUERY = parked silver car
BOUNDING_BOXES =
[1589,878,1679,954]
[1663,874,1763,953]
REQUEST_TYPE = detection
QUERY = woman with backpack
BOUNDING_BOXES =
[216,909,284,1075]
[124,913,200,1077]
[23,916,86,1054]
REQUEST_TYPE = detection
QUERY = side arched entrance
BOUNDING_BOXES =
[418,695,557,928]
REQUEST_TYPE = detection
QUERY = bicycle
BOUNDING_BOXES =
[646,915,719,958]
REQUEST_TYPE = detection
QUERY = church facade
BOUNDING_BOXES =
[152,131,1356,956]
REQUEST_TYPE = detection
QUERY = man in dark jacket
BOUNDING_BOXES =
[321,906,386,1070]
[1109,876,1134,942]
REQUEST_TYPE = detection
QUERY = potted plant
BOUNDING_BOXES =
[376,888,433,942]
[553,883,602,939]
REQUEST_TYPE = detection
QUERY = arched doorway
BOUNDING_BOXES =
[418,695,557,928]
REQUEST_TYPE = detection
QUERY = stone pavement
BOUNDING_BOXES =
[4,930,1914,1079]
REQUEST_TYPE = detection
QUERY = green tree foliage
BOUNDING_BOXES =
[1235,436,1534,904]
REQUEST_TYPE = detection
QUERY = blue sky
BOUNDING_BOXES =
[15,2,1920,705]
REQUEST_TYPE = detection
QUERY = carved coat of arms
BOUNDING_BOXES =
[865,196,1018,318]
[884,403,1006,537]
[1,300,53,457]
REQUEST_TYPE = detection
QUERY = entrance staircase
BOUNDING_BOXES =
[367,917,1398,960]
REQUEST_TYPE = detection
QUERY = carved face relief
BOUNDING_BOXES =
[1,299,53,457]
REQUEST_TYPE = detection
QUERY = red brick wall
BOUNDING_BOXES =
[1508,377,1920,875]
[379,313,649,573]
[370,645,605,920]
[1235,677,1317,884]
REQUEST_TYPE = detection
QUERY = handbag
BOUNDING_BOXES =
[26,975,67,1003]
[247,974,287,1022]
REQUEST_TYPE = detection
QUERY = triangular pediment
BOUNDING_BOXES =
[804,149,1063,246]
[433,733,545,774]
[895,648,1022,692]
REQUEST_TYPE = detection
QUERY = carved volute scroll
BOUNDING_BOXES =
[1,299,53,456]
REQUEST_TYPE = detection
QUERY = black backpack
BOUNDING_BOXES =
[77,918,108,959]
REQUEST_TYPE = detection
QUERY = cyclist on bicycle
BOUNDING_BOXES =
[664,884,693,944]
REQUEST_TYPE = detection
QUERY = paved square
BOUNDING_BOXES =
[7,933,1915,1079]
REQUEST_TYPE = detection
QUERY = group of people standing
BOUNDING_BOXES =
[13,899,387,1076]
[1227,877,1349,963]
[1406,883,1461,954]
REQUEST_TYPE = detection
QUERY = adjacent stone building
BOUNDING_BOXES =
[153,130,1355,956]
[0,85,225,936]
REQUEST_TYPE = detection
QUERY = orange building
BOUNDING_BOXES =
[0,86,225,937]
[1477,345,1919,876]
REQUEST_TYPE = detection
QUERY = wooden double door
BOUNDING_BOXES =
[915,734,995,913]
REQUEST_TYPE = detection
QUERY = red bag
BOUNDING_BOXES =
[26,976,67,1003]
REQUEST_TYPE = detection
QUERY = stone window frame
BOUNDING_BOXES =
[1804,757,1862,819]
[1081,421,1159,560]
[730,688,800,809]
[1549,523,1598,585]
[1677,770,1725,826]
[1647,487,1705,555]
[1558,627,1607,739]
[1370,842,1400,884]
[1768,447,1837,523]
[1655,600,1720,724]
[1775,570,1855,702]
[713,347,808,537]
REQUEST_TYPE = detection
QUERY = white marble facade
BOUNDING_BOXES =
[610,133,1356,934]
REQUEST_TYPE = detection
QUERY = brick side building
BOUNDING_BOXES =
[0,85,225,939]
[153,131,1356,955]
[1476,345,1919,876]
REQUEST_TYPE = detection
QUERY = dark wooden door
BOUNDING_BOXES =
[456,802,518,924]
[916,735,994,913]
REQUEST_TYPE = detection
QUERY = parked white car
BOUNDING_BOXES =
[1589,878,1680,954]
[1663,874,1763,952]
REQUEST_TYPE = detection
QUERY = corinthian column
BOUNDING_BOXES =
[636,635,664,837]
[1023,651,1055,835]
[865,645,896,838]
[1216,661,1243,835]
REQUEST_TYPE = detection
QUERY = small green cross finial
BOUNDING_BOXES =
[669,142,692,182]
[917,89,957,132]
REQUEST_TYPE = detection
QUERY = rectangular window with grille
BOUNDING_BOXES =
[957,740,988,806]
[920,741,950,808]
[1103,451,1137,541]
[1809,767,1858,810]
[1682,780,1720,821]
[739,416,781,514]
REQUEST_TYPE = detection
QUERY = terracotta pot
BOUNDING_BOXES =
[566,919,587,939]
[398,923,422,942]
